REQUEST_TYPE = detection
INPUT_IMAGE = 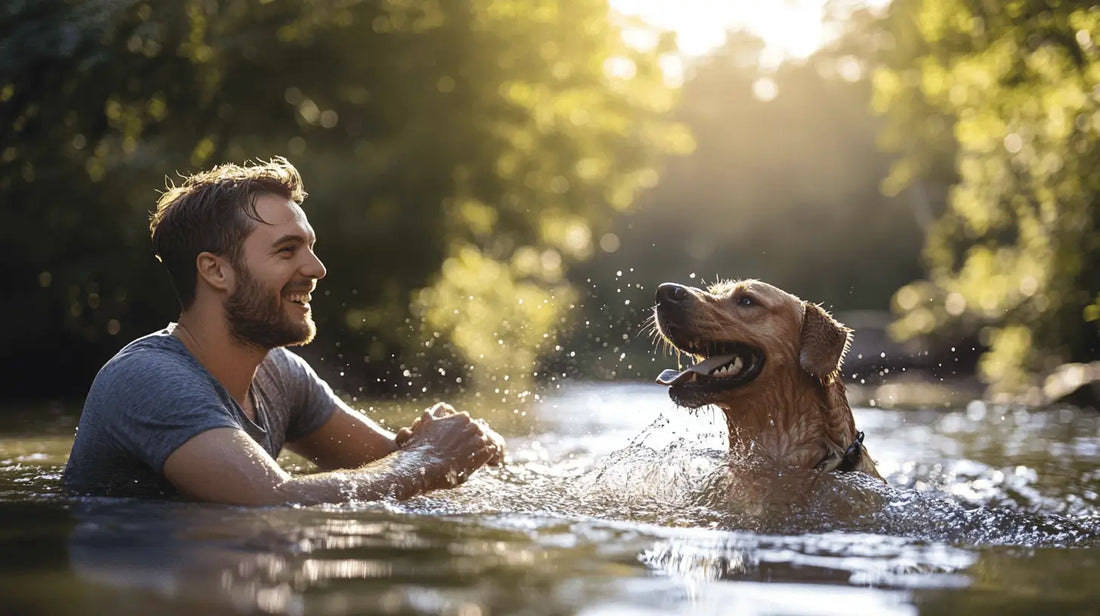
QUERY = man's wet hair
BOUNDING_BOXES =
[150,157,307,309]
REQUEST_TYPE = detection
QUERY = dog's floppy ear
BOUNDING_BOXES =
[799,302,852,384]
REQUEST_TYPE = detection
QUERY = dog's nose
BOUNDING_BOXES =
[656,283,690,304]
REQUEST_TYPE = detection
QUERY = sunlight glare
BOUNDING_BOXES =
[611,0,891,62]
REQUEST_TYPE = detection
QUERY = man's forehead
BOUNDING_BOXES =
[250,195,315,239]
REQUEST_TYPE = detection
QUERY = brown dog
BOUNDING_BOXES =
[652,279,881,479]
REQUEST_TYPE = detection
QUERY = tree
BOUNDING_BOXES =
[869,0,1100,394]
[0,0,688,398]
[561,30,926,381]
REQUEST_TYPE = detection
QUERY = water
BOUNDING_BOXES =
[1,383,1098,615]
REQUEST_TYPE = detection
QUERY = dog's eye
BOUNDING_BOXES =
[737,295,757,307]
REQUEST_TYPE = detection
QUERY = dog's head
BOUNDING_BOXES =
[653,279,851,409]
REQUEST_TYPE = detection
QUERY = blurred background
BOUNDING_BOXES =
[2,0,1097,407]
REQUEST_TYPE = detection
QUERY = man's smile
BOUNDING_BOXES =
[283,281,315,312]
[286,292,311,308]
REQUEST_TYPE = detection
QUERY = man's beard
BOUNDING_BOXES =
[225,264,316,350]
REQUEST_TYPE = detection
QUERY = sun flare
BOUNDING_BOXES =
[611,0,890,62]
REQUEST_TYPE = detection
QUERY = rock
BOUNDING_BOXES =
[1042,362,1100,409]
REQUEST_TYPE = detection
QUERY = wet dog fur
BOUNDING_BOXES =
[652,279,881,480]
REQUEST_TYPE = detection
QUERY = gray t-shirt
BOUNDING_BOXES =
[62,326,338,498]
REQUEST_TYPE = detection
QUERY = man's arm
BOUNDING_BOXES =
[285,400,399,471]
[163,409,497,506]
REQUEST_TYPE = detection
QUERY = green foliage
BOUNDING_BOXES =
[0,0,685,397]
[554,31,930,383]
[872,0,1100,392]
[573,31,925,314]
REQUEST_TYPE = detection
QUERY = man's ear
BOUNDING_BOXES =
[195,251,232,293]
[799,302,852,384]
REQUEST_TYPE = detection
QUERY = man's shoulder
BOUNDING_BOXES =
[116,327,185,356]
[93,327,209,393]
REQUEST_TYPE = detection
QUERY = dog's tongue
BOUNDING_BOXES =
[655,354,739,386]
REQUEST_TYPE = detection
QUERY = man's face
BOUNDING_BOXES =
[225,194,326,350]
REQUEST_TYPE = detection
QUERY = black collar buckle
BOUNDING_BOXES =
[836,431,865,473]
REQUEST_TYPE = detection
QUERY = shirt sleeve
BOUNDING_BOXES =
[100,351,241,473]
[269,348,339,442]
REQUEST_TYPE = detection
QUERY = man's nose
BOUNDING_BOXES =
[655,282,690,304]
[304,250,327,280]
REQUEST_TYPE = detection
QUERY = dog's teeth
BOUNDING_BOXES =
[707,356,744,378]
[731,356,743,375]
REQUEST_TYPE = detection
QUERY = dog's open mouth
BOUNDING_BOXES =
[655,342,764,407]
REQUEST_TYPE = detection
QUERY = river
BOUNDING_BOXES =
[1,381,1097,615]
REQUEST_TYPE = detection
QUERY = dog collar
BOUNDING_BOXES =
[816,431,865,473]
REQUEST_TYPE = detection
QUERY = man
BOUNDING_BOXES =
[63,157,504,505]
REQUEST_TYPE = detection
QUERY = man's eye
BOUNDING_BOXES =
[279,246,296,255]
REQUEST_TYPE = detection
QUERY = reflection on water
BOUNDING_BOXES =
[640,533,976,588]
[1,382,1098,614]
[66,501,528,615]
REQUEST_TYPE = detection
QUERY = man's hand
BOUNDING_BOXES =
[394,402,462,446]
[395,403,506,488]
[396,403,506,464]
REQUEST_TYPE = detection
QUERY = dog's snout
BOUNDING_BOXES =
[656,283,690,305]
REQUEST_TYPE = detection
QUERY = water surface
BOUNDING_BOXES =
[1,383,1098,615]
